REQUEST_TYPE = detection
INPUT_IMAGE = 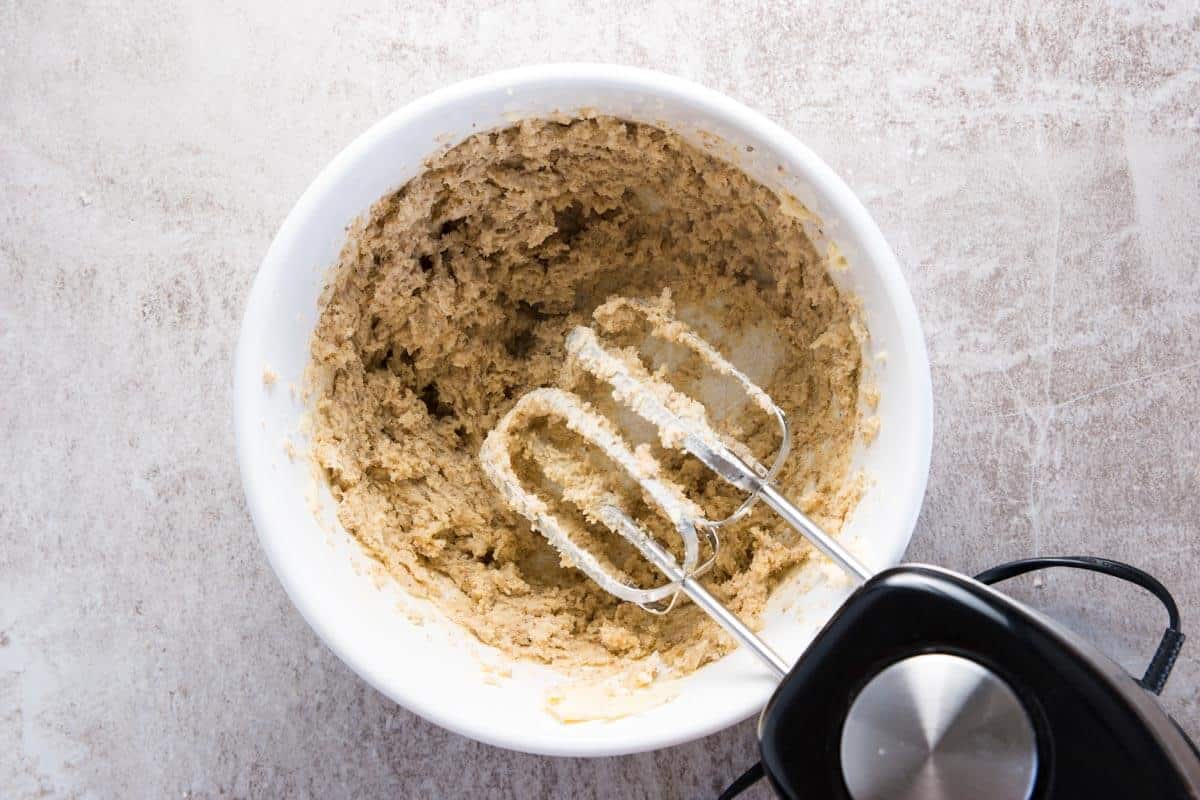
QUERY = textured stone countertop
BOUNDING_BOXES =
[3,2,1198,797]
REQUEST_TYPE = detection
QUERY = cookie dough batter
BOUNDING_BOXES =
[308,116,866,673]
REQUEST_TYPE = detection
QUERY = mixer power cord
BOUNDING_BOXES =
[974,556,1185,695]
[717,555,1185,799]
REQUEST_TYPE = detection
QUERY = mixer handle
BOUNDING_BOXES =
[974,555,1185,695]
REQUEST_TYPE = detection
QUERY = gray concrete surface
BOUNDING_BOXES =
[3,1,1199,797]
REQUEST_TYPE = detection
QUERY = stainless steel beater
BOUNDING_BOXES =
[479,297,871,678]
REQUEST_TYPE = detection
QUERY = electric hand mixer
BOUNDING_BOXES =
[480,297,1200,799]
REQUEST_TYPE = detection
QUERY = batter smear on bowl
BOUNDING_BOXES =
[307,116,869,673]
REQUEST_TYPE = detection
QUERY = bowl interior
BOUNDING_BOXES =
[234,66,931,757]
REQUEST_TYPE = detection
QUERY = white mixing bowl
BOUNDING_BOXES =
[234,64,932,757]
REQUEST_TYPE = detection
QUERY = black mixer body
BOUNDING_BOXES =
[758,565,1200,799]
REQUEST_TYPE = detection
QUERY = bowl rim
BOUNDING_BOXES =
[234,62,934,757]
